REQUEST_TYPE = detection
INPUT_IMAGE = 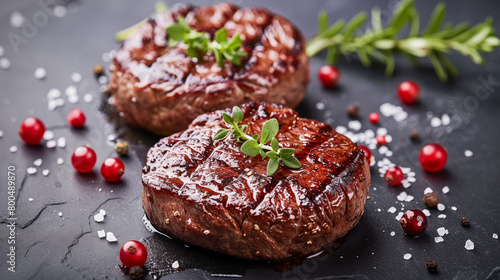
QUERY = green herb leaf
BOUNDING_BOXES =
[232,106,243,123]
[424,2,446,35]
[222,113,234,125]
[215,28,228,43]
[318,10,329,33]
[271,137,279,152]
[266,151,278,159]
[267,158,280,176]
[260,118,279,145]
[241,139,261,157]
[214,129,230,140]
[279,148,296,159]
[281,156,302,169]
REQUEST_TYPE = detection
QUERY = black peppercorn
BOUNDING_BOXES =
[346,103,360,118]
[93,64,105,76]
[129,266,144,280]
[409,129,420,141]
[461,217,471,227]
[427,260,438,273]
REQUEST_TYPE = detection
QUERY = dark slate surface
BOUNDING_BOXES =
[1,0,500,279]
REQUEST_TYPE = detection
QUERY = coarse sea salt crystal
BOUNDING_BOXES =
[442,114,451,126]
[47,140,57,148]
[378,146,389,154]
[397,192,408,201]
[465,150,473,157]
[65,85,77,96]
[388,206,397,213]
[402,180,411,188]
[94,213,104,222]
[47,88,61,99]
[58,212,63,217]
[0,57,11,69]
[390,231,395,236]
[57,157,64,165]
[27,167,37,175]
[422,209,431,216]
[68,95,79,104]
[394,111,408,122]
[438,214,447,219]
[404,195,414,202]
[106,232,117,242]
[0,130,3,138]
[99,209,106,216]
[71,72,82,83]
[424,187,433,194]
[437,227,448,236]
[97,230,106,238]
[451,206,457,211]
[42,169,49,176]
[0,45,4,57]
[28,198,34,202]
[493,233,499,239]
[435,237,444,243]
[431,117,442,127]
[9,146,18,153]
[43,130,54,140]
[53,5,67,17]
[442,186,450,194]
[172,261,179,269]
[464,239,474,250]
[348,120,362,131]
[437,203,445,211]
[376,127,387,136]
[315,102,325,110]
[395,212,404,221]
[385,150,393,157]
[403,253,412,260]
[34,67,47,80]
[57,137,66,148]
[83,93,93,103]
[33,158,42,166]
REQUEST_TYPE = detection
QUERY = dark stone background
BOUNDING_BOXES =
[0,0,499,279]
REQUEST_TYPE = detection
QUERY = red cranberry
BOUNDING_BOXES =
[18,117,46,145]
[318,65,340,88]
[120,240,148,268]
[376,135,387,145]
[101,157,125,182]
[358,145,373,164]
[400,209,428,236]
[419,143,447,172]
[71,146,97,173]
[67,108,86,128]
[384,166,404,186]
[397,81,421,104]
[369,112,380,124]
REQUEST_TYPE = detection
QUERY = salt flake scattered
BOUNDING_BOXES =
[0,46,4,57]
[434,236,444,243]
[172,261,179,269]
[10,12,25,28]
[94,213,105,222]
[58,212,63,217]
[33,158,42,166]
[97,230,106,238]
[65,85,77,96]
[99,209,106,216]
[464,239,474,251]
[465,150,473,157]
[27,167,37,175]
[0,130,3,138]
[46,140,57,148]
[57,157,64,165]
[437,203,445,211]
[441,114,451,126]
[28,198,34,202]
[403,253,412,260]
[451,206,457,211]
[42,169,49,176]
[53,5,67,17]
[34,67,47,80]
[422,209,431,216]
[43,130,54,140]
[0,57,11,69]
[83,93,93,103]
[431,117,442,127]
[437,227,448,236]
[438,214,447,219]
[397,192,408,201]
[404,195,414,202]
[348,120,362,131]
[106,232,117,242]
[71,72,82,83]
[47,88,61,99]
[390,231,396,236]
[395,212,404,221]
[424,187,434,194]
[442,186,450,194]
[57,137,66,148]
[388,206,397,213]
[493,233,499,240]
[9,146,18,153]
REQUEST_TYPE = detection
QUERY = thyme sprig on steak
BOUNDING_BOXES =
[167,17,248,67]
[214,106,302,176]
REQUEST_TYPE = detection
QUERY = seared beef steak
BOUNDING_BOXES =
[142,102,371,261]
[110,3,309,135]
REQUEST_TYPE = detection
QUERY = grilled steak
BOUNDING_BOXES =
[110,3,309,135]
[142,102,371,261]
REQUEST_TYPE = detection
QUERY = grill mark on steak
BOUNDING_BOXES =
[111,3,309,135]
[142,102,371,261]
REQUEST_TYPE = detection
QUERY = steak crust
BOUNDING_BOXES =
[142,102,371,261]
[110,3,309,135]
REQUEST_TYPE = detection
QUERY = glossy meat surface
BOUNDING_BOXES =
[142,102,371,261]
[110,4,309,135]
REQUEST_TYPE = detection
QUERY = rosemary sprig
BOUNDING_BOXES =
[213,106,302,176]
[307,0,500,81]
[166,18,248,67]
